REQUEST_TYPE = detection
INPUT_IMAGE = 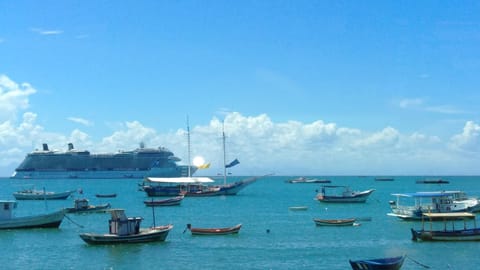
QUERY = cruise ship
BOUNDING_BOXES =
[11,143,196,179]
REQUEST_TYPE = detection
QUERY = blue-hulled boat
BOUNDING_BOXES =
[411,212,480,241]
[349,255,405,270]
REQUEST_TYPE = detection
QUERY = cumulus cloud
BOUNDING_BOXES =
[0,107,475,175]
[0,73,478,176]
[0,75,37,121]
[450,121,480,152]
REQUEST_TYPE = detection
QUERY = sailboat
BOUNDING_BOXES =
[143,120,260,197]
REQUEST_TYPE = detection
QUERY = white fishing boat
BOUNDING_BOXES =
[0,200,65,229]
[316,185,375,203]
[13,188,76,200]
[79,209,173,244]
[65,198,111,213]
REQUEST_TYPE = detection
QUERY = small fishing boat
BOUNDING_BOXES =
[79,209,173,244]
[286,177,331,183]
[185,223,242,235]
[316,186,375,203]
[13,188,76,200]
[374,177,395,181]
[349,255,406,270]
[0,200,65,229]
[411,212,480,241]
[289,206,308,211]
[95,193,117,198]
[144,195,184,207]
[65,198,111,213]
[416,178,449,184]
[313,218,357,226]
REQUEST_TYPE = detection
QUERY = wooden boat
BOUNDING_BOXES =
[13,188,76,200]
[289,206,308,211]
[388,191,480,220]
[313,218,357,226]
[416,178,449,184]
[65,198,111,213]
[374,177,395,181]
[316,185,375,203]
[411,212,480,241]
[95,193,117,198]
[0,200,65,229]
[286,177,331,183]
[349,255,406,270]
[143,176,260,197]
[185,223,242,235]
[79,209,173,244]
[142,123,262,197]
[144,195,184,206]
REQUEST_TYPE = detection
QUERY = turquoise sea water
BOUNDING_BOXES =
[1,175,479,269]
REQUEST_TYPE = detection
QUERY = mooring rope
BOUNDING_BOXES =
[63,214,84,228]
[407,255,430,269]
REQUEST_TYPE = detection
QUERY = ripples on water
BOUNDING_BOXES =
[1,176,479,269]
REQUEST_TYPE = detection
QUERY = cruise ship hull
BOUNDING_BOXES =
[12,166,196,179]
[11,143,196,179]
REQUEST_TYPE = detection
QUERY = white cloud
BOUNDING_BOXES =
[0,75,478,176]
[399,97,466,114]
[450,121,480,152]
[0,109,477,176]
[399,98,423,109]
[0,74,37,121]
[67,117,93,127]
[31,28,63,35]
[425,105,466,114]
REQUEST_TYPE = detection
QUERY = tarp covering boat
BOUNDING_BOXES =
[145,177,215,183]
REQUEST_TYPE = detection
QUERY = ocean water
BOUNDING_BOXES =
[1,175,479,269]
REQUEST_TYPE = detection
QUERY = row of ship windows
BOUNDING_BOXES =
[17,168,152,171]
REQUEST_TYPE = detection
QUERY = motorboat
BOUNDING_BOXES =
[0,200,64,229]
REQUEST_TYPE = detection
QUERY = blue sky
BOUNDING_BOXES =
[1,1,480,176]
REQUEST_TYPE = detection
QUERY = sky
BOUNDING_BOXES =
[1,1,480,176]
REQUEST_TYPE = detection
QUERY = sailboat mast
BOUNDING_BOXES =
[187,116,191,178]
[223,122,227,185]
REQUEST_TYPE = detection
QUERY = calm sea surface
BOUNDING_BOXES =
[1,175,479,269]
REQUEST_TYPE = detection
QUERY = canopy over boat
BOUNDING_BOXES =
[422,212,475,220]
[145,177,215,183]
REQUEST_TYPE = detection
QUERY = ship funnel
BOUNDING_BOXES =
[68,143,74,151]
[42,143,49,151]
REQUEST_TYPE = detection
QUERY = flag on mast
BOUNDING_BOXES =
[197,163,211,169]
[225,158,240,168]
